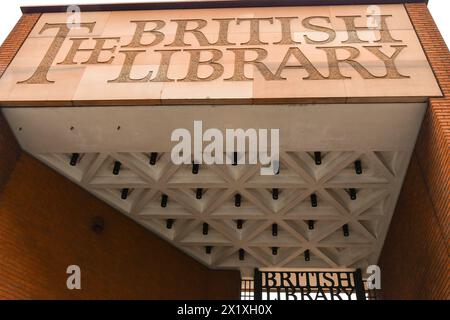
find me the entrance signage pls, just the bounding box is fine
[0,5,441,105]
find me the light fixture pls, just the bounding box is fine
[70,153,79,166]
[202,223,209,235]
[121,188,129,200]
[192,162,199,174]
[113,161,121,175]
[310,194,318,207]
[354,160,362,175]
[166,219,174,229]
[272,223,278,236]
[149,152,158,165]
[349,188,357,200]
[343,224,350,237]
[314,152,322,165]
[161,194,168,207]
[304,249,310,261]
[235,194,241,207]
[272,188,279,200]
[272,247,278,255]
[196,188,203,199]
[239,249,245,261]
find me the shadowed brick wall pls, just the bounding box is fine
[0,14,40,190]
[378,3,449,300]
[0,112,20,192]
[0,154,240,299]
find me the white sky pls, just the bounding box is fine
[0,0,449,46]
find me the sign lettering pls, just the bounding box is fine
[20,15,408,84]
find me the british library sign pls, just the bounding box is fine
[0,4,441,105]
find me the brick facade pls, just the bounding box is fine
[0,14,40,190]
[378,3,449,300]
[0,113,20,192]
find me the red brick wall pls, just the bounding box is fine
[0,154,240,299]
[378,3,449,300]
[0,14,240,300]
[0,14,40,190]
[0,113,20,192]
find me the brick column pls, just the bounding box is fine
[378,3,449,300]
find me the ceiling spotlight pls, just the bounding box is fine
[166,219,174,229]
[343,224,350,237]
[196,188,203,199]
[237,219,244,229]
[239,249,245,261]
[310,194,318,207]
[354,160,362,175]
[149,152,158,165]
[202,223,209,235]
[113,161,121,175]
[121,188,129,200]
[314,152,322,165]
[161,194,168,207]
[205,246,212,254]
[192,162,199,174]
[349,188,357,200]
[235,194,241,207]
[308,220,315,230]
[272,188,279,200]
[70,153,79,166]
[272,247,278,255]
[272,223,278,237]
[304,249,310,261]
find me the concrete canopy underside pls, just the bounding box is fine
[2,102,425,271]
